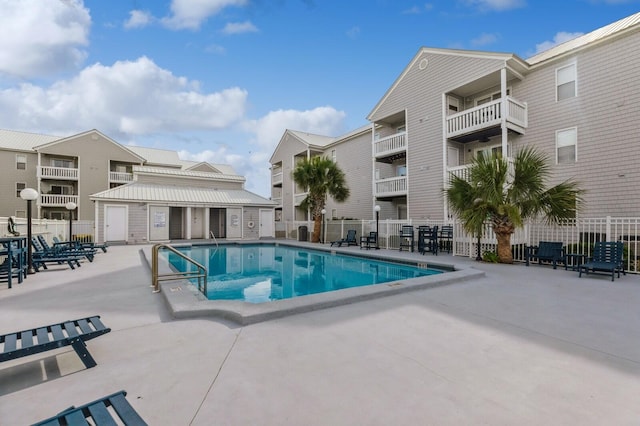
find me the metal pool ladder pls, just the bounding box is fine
[151,243,207,294]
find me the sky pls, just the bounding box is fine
[1,0,639,198]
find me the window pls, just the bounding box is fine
[331,208,337,219]
[475,144,510,159]
[51,158,74,168]
[16,154,26,170]
[331,149,336,162]
[49,212,65,220]
[556,127,577,164]
[16,182,26,197]
[50,185,73,195]
[396,125,406,133]
[475,88,511,106]
[396,165,407,177]
[556,64,576,101]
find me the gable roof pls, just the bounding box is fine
[34,129,147,162]
[527,11,640,65]
[126,145,182,167]
[133,165,245,183]
[0,128,60,152]
[367,47,526,120]
[90,182,274,206]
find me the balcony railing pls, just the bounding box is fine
[374,132,407,158]
[294,192,308,206]
[40,194,79,207]
[109,171,134,183]
[446,97,527,139]
[375,176,407,197]
[446,157,514,186]
[38,166,78,180]
[272,171,283,185]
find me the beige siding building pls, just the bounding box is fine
[271,11,640,221]
[1,128,275,243]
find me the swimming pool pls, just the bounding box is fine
[165,244,444,303]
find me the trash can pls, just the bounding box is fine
[298,225,308,241]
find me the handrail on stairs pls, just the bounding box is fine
[151,243,207,294]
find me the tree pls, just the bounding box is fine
[445,147,583,263]
[292,156,350,243]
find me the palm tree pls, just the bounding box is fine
[292,156,350,243]
[446,147,583,263]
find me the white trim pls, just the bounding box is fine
[556,62,577,102]
[555,127,578,164]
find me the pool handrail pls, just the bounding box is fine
[151,243,207,295]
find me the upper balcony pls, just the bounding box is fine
[446,157,514,187]
[38,166,78,181]
[40,194,79,207]
[109,171,134,184]
[374,176,407,199]
[446,97,527,142]
[272,170,283,187]
[374,132,407,162]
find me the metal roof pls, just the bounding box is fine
[527,11,640,65]
[0,129,60,152]
[133,165,245,182]
[90,182,275,206]
[126,145,182,166]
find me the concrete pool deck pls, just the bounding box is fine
[1,243,639,424]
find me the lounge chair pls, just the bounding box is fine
[32,390,147,426]
[331,229,357,247]
[31,237,83,271]
[53,236,108,253]
[578,241,625,281]
[360,231,378,250]
[1,316,111,369]
[525,241,565,269]
[39,235,96,262]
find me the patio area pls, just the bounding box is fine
[1,244,639,424]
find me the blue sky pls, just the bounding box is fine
[1,0,639,197]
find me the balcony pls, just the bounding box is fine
[446,157,514,186]
[272,171,283,186]
[374,132,407,162]
[374,176,407,198]
[40,194,79,207]
[294,192,308,206]
[446,97,527,142]
[38,166,78,180]
[109,171,134,184]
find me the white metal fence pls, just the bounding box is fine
[276,216,640,273]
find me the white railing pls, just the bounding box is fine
[38,166,78,180]
[272,197,282,206]
[272,171,283,185]
[40,194,79,206]
[446,96,527,138]
[109,171,134,183]
[446,158,514,187]
[294,192,308,206]
[274,216,640,274]
[374,132,407,157]
[375,176,407,197]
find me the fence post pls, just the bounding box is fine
[606,216,612,241]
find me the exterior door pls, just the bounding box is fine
[149,205,169,241]
[259,209,274,238]
[105,205,127,242]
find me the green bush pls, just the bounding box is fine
[482,250,499,263]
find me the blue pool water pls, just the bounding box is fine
[165,244,444,303]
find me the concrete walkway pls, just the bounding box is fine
[0,244,639,425]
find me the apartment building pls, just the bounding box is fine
[270,126,373,222]
[1,128,275,243]
[271,12,640,221]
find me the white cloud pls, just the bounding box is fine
[124,10,153,29]
[471,32,499,46]
[205,44,227,54]
[402,3,434,14]
[244,106,346,150]
[0,57,248,137]
[221,21,258,35]
[0,0,90,79]
[463,0,526,11]
[534,31,584,54]
[162,0,248,30]
[346,26,361,39]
